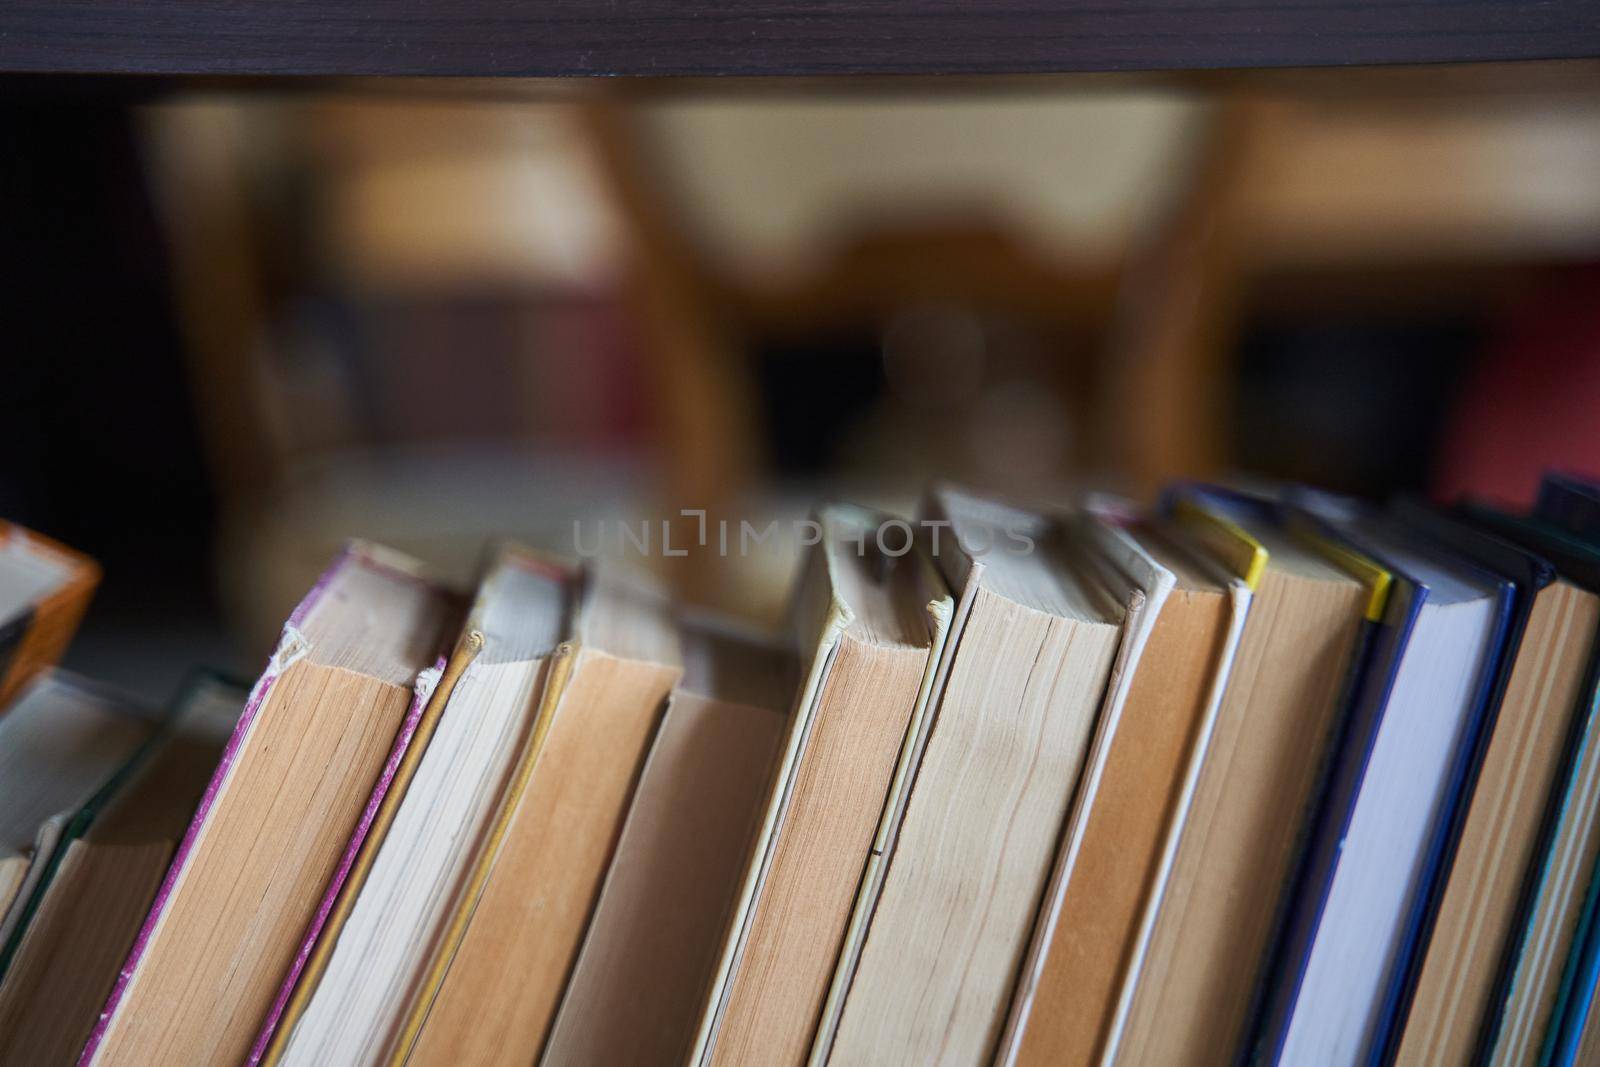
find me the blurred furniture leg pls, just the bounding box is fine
[1099,101,1263,498]
[580,99,762,605]
[142,102,294,651]
[141,102,286,498]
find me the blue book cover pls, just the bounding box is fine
[1371,501,1554,1065]
[1246,493,1514,1066]
[1161,486,1391,1067]
[1246,548,1417,1065]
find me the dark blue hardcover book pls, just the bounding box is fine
[1246,548,1418,1066]
[1160,486,1389,1067]
[1246,493,1513,1066]
[1372,502,1554,1066]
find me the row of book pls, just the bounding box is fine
[3,475,1600,1066]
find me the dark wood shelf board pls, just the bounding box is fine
[2,1,1598,78]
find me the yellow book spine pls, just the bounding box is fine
[1169,498,1268,590]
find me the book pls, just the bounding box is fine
[0,672,157,951]
[1248,498,1511,1064]
[82,542,457,1067]
[1534,475,1600,1067]
[691,505,950,1067]
[251,630,475,1065]
[1107,487,1375,1066]
[264,546,568,1067]
[259,550,560,1067]
[544,616,795,1066]
[1385,506,1600,1066]
[1457,507,1600,1066]
[1094,514,1256,1067]
[0,674,246,1064]
[822,488,1125,1065]
[1364,503,1570,1060]
[11,471,1600,1066]
[393,561,682,1066]
[998,512,1249,1067]
[1536,472,1600,542]
[0,522,100,711]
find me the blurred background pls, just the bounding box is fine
[6,64,1600,698]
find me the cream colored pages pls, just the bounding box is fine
[810,539,959,1067]
[704,508,945,1067]
[399,567,682,1066]
[85,545,453,1067]
[995,514,1170,1066]
[810,495,1003,1066]
[826,490,1123,1067]
[277,551,569,1067]
[402,649,680,1065]
[542,621,792,1067]
[0,673,153,946]
[687,538,852,1066]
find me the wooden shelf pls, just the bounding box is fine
[2,1,1598,79]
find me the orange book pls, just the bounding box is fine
[999,517,1246,1067]
[1106,489,1377,1066]
[0,522,100,711]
